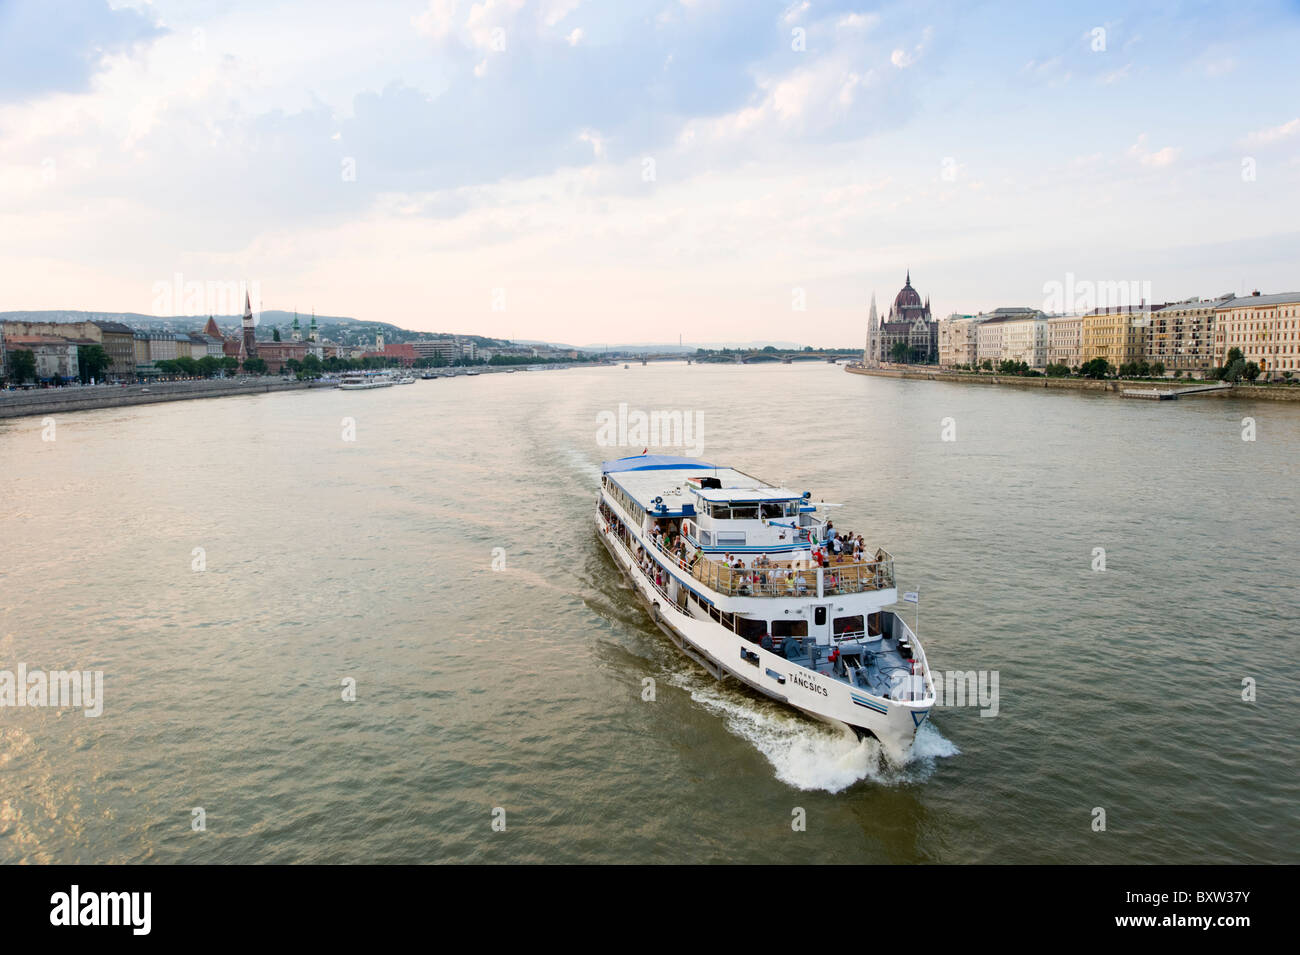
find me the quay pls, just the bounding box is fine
[845,364,1300,403]
[0,378,330,420]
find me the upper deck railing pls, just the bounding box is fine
[650,537,894,598]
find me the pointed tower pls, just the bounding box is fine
[291,311,302,342]
[308,310,318,343]
[376,329,385,350]
[242,289,258,358]
[865,292,879,367]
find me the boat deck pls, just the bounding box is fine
[780,630,919,697]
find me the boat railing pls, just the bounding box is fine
[685,551,895,598]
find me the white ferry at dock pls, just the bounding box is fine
[597,454,935,760]
[338,371,396,390]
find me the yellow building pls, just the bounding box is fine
[1080,306,1149,367]
[1213,291,1300,379]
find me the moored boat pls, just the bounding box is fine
[338,372,396,390]
[596,454,935,760]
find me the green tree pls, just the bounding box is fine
[242,357,268,375]
[175,356,199,377]
[1079,357,1111,379]
[198,355,220,378]
[1243,362,1260,382]
[1045,363,1070,377]
[8,349,37,383]
[220,356,240,375]
[890,341,909,363]
[273,327,281,341]
[76,344,113,383]
[1150,361,1165,377]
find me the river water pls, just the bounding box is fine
[1,362,1296,863]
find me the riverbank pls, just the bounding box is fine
[0,378,331,420]
[844,364,1300,402]
[0,361,600,420]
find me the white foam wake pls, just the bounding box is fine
[681,676,960,793]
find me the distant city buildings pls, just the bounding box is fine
[909,284,1300,379]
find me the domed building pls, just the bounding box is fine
[864,271,937,366]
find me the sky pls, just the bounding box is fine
[1,0,1298,346]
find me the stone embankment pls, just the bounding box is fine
[844,364,1300,402]
[0,378,330,420]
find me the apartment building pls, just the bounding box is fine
[1212,291,1300,379]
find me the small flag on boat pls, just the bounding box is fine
[903,591,919,603]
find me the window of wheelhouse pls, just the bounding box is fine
[772,620,807,639]
[730,504,759,520]
[735,616,768,641]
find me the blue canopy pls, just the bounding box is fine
[601,454,719,473]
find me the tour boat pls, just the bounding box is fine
[395,374,416,384]
[596,454,935,760]
[338,372,395,390]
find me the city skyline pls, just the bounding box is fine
[2,0,1299,345]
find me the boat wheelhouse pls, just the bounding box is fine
[596,454,935,759]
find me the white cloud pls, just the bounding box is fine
[566,28,584,46]
[1242,118,1300,148]
[1127,134,1179,168]
[837,13,879,32]
[412,0,459,41]
[782,2,810,25]
[890,27,931,70]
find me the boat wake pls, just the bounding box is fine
[679,675,959,793]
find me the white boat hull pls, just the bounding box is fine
[597,516,932,761]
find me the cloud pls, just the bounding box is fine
[566,27,585,46]
[412,0,459,41]
[1242,118,1300,148]
[890,27,931,70]
[1127,133,1180,168]
[0,0,165,101]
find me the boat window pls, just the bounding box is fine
[716,532,745,546]
[736,617,768,640]
[730,504,759,520]
[783,502,800,517]
[711,505,731,520]
[699,530,712,545]
[834,614,864,637]
[760,503,783,519]
[772,620,808,638]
